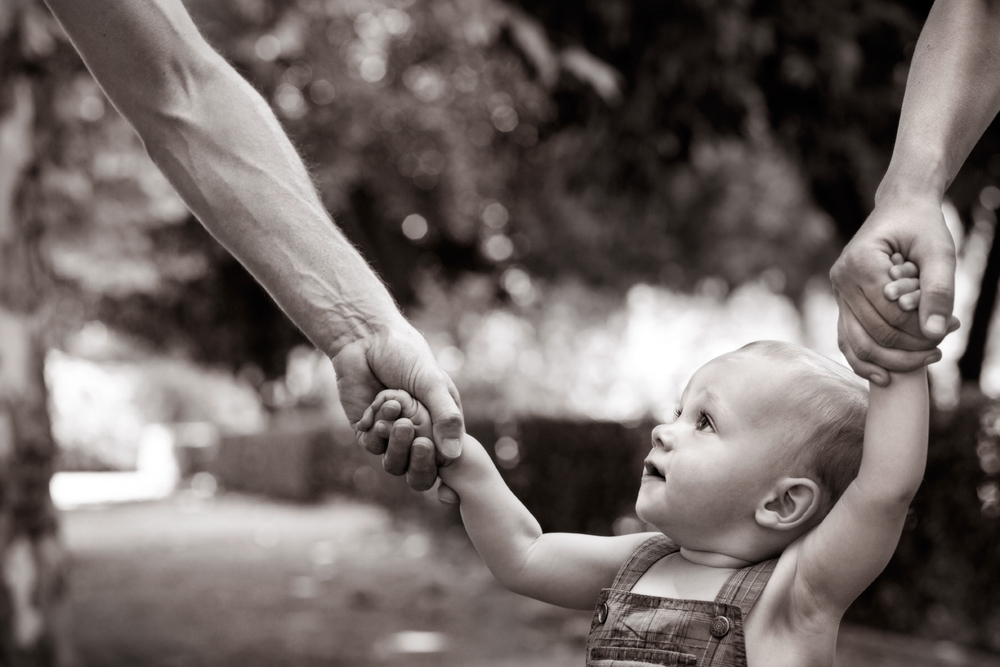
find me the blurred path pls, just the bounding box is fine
[62,494,1000,667]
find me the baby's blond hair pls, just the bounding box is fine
[739,341,869,510]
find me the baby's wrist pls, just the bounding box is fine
[437,434,491,487]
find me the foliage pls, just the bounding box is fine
[27,0,1000,375]
[183,0,838,310]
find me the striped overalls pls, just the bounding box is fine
[586,535,776,667]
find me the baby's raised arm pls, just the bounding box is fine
[791,257,929,618]
[358,389,654,610]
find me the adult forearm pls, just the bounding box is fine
[45,0,404,357]
[137,63,403,356]
[879,0,1000,201]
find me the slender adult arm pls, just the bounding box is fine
[364,390,651,610]
[792,368,928,616]
[831,0,1000,383]
[43,0,463,475]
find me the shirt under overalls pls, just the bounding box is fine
[586,535,776,667]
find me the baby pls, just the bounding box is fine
[355,255,930,666]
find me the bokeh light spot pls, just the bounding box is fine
[283,62,313,87]
[981,185,1000,211]
[255,35,281,61]
[401,214,429,241]
[381,9,412,36]
[79,95,105,122]
[491,105,518,133]
[354,12,385,41]
[482,202,509,228]
[494,436,520,468]
[309,79,336,105]
[360,55,387,82]
[483,235,514,262]
[275,83,306,119]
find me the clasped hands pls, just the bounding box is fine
[831,191,959,385]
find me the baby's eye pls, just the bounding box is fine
[696,411,714,432]
[672,406,682,421]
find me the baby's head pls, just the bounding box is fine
[636,340,868,561]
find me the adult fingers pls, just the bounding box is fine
[838,312,889,386]
[836,288,935,353]
[405,437,438,492]
[357,428,388,455]
[912,237,957,340]
[437,482,460,504]
[382,419,414,476]
[841,303,941,372]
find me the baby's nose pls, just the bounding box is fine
[651,424,674,451]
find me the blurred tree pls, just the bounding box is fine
[0,2,70,662]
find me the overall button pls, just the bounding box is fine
[710,615,730,638]
[596,602,609,624]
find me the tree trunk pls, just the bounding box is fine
[959,218,1000,383]
[0,4,72,665]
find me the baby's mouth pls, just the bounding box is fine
[643,461,664,479]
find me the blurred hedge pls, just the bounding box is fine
[846,389,1000,651]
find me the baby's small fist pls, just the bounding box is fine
[884,253,921,312]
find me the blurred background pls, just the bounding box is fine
[5,0,1000,664]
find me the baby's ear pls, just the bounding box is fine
[755,477,822,531]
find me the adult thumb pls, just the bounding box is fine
[417,381,465,462]
[914,243,956,341]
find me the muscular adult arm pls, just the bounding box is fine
[831,0,1000,383]
[43,0,463,477]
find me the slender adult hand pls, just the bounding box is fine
[333,320,463,491]
[830,193,958,385]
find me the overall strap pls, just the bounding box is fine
[609,534,679,592]
[714,558,778,615]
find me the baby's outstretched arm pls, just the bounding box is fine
[791,258,930,619]
[358,389,654,610]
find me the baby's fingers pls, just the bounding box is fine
[888,261,919,281]
[884,278,920,301]
[372,399,402,439]
[898,289,921,312]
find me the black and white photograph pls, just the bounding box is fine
[1,0,1000,665]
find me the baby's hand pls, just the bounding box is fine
[356,389,434,478]
[883,252,921,313]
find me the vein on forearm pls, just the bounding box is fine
[137,69,401,356]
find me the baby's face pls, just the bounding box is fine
[635,349,802,549]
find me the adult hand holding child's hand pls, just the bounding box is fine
[333,321,463,493]
[356,388,460,503]
[830,192,958,386]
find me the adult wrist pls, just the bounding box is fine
[326,309,414,356]
[874,147,949,207]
